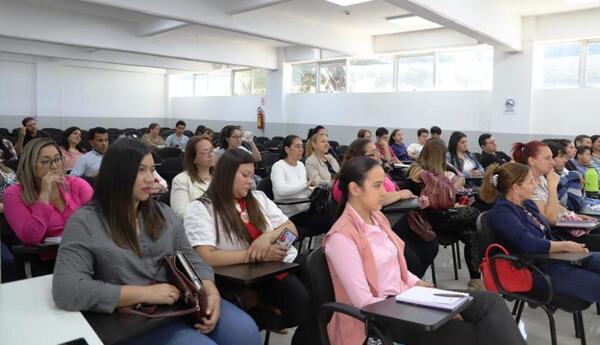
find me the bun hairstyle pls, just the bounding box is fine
[479,162,531,204]
[512,141,547,165]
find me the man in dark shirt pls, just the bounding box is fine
[15,117,48,155]
[478,133,511,168]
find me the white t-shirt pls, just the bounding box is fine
[462,158,476,173]
[184,190,297,263]
[270,160,311,217]
[407,143,423,158]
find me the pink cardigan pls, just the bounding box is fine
[323,204,418,345]
[3,176,93,245]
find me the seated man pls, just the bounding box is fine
[574,134,592,148]
[15,117,48,156]
[70,127,108,178]
[165,120,189,150]
[478,133,511,168]
[430,125,442,140]
[406,128,428,160]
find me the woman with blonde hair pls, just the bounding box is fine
[305,132,339,187]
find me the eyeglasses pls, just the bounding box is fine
[38,156,63,168]
[198,150,215,156]
[230,135,243,140]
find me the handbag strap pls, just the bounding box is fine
[484,243,509,259]
[118,303,201,319]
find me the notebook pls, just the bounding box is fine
[395,286,471,311]
[555,220,600,229]
[43,236,62,245]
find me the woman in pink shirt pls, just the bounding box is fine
[4,138,93,248]
[59,127,86,170]
[324,157,525,345]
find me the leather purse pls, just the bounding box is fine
[480,244,533,293]
[119,251,208,323]
[407,210,436,242]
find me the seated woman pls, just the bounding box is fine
[307,125,339,162]
[170,136,215,219]
[573,145,593,176]
[0,161,18,282]
[357,128,372,140]
[271,135,332,239]
[52,138,259,345]
[447,131,484,179]
[141,123,166,153]
[216,126,261,162]
[406,139,483,289]
[59,126,86,170]
[0,136,17,163]
[184,149,319,345]
[4,138,93,246]
[483,162,600,302]
[512,141,600,250]
[324,156,525,345]
[331,139,437,278]
[305,132,340,188]
[389,129,410,161]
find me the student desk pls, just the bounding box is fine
[361,295,473,331]
[0,275,103,345]
[214,261,299,285]
[382,197,420,213]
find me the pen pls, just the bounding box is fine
[433,293,467,298]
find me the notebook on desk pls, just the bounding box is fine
[555,220,600,229]
[395,286,471,311]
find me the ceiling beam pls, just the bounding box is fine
[137,18,189,37]
[223,0,292,15]
[384,0,522,52]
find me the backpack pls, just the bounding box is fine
[420,170,456,210]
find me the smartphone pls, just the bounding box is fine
[175,251,204,291]
[275,228,297,249]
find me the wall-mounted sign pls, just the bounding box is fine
[503,98,516,115]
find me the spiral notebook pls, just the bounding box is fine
[395,286,471,311]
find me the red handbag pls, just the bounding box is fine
[480,244,533,293]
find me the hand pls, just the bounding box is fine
[39,171,64,201]
[151,181,167,194]
[245,233,274,263]
[577,214,597,222]
[561,241,588,253]
[194,294,221,333]
[380,139,389,148]
[263,244,287,262]
[307,175,319,188]
[546,170,560,189]
[452,313,464,321]
[453,176,465,189]
[398,189,415,199]
[143,283,180,305]
[419,195,430,209]
[19,127,27,137]
[415,280,434,288]
[469,169,482,177]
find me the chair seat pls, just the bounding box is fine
[523,289,591,313]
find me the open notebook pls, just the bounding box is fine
[555,220,600,229]
[395,286,471,311]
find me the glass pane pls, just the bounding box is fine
[319,61,346,93]
[586,42,600,87]
[252,69,267,95]
[292,63,317,93]
[538,43,581,88]
[348,57,394,92]
[436,49,493,90]
[397,55,434,91]
[208,69,231,96]
[233,69,252,96]
[194,74,208,96]
[168,74,193,97]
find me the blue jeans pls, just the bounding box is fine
[123,299,261,345]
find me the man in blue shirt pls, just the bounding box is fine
[165,120,189,150]
[70,127,109,178]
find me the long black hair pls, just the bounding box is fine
[60,127,85,153]
[335,156,380,219]
[94,138,165,256]
[447,131,467,172]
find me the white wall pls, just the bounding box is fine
[0,58,36,117]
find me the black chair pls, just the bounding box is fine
[477,211,591,345]
[157,189,171,206]
[263,140,281,151]
[473,152,482,163]
[0,127,10,137]
[257,176,274,200]
[160,129,176,139]
[183,130,194,138]
[429,234,462,286]
[255,136,269,145]
[306,247,394,345]
[156,157,183,188]
[328,140,339,150]
[271,136,284,142]
[156,147,182,160]
[336,145,349,157]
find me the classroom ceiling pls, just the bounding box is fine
[499,0,600,17]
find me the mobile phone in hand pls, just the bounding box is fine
[275,228,297,249]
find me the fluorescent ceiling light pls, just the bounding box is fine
[325,0,373,6]
[386,14,442,30]
[565,0,600,4]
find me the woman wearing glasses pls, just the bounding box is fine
[171,136,215,219]
[4,138,93,247]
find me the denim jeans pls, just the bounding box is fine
[123,299,261,345]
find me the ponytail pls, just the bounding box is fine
[479,163,502,203]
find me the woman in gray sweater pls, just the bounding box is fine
[52,138,260,345]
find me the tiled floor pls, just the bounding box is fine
[264,243,599,345]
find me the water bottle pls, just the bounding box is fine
[584,167,599,193]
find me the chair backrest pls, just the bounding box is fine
[328,140,339,150]
[156,147,182,160]
[336,145,349,157]
[306,247,336,322]
[476,211,497,259]
[474,152,482,163]
[257,176,274,200]
[157,189,171,206]
[255,136,269,144]
[259,152,280,169]
[263,140,281,149]
[271,136,284,142]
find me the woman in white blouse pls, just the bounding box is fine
[170,136,215,219]
[184,149,319,345]
[271,135,332,238]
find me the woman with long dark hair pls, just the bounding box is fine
[447,131,483,178]
[60,126,86,170]
[52,138,260,345]
[184,149,320,345]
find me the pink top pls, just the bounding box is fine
[60,148,84,170]
[3,175,93,245]
[332,175,398,202]
[376,143,396,160]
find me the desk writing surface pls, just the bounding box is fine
[0,275,102,345]
[361,296,473,331]
[519,252,591,265]
[214,261,299,285]
[382,198,420,213]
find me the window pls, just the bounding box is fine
[233,69,252,96]
[194,74,208,96]
[252,69,267,95]
[537,42,581,89]
[348,57,394,92]
[292,63,317,93]
[586,42,600,87]
[207,69,231,96]
[319,61,347,93]
[169,74,194,97]
[397,55,434,91]
[436,49,493,90]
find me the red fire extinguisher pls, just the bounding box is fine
[256,106,265,129]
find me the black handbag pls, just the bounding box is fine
[309,186,330,214]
